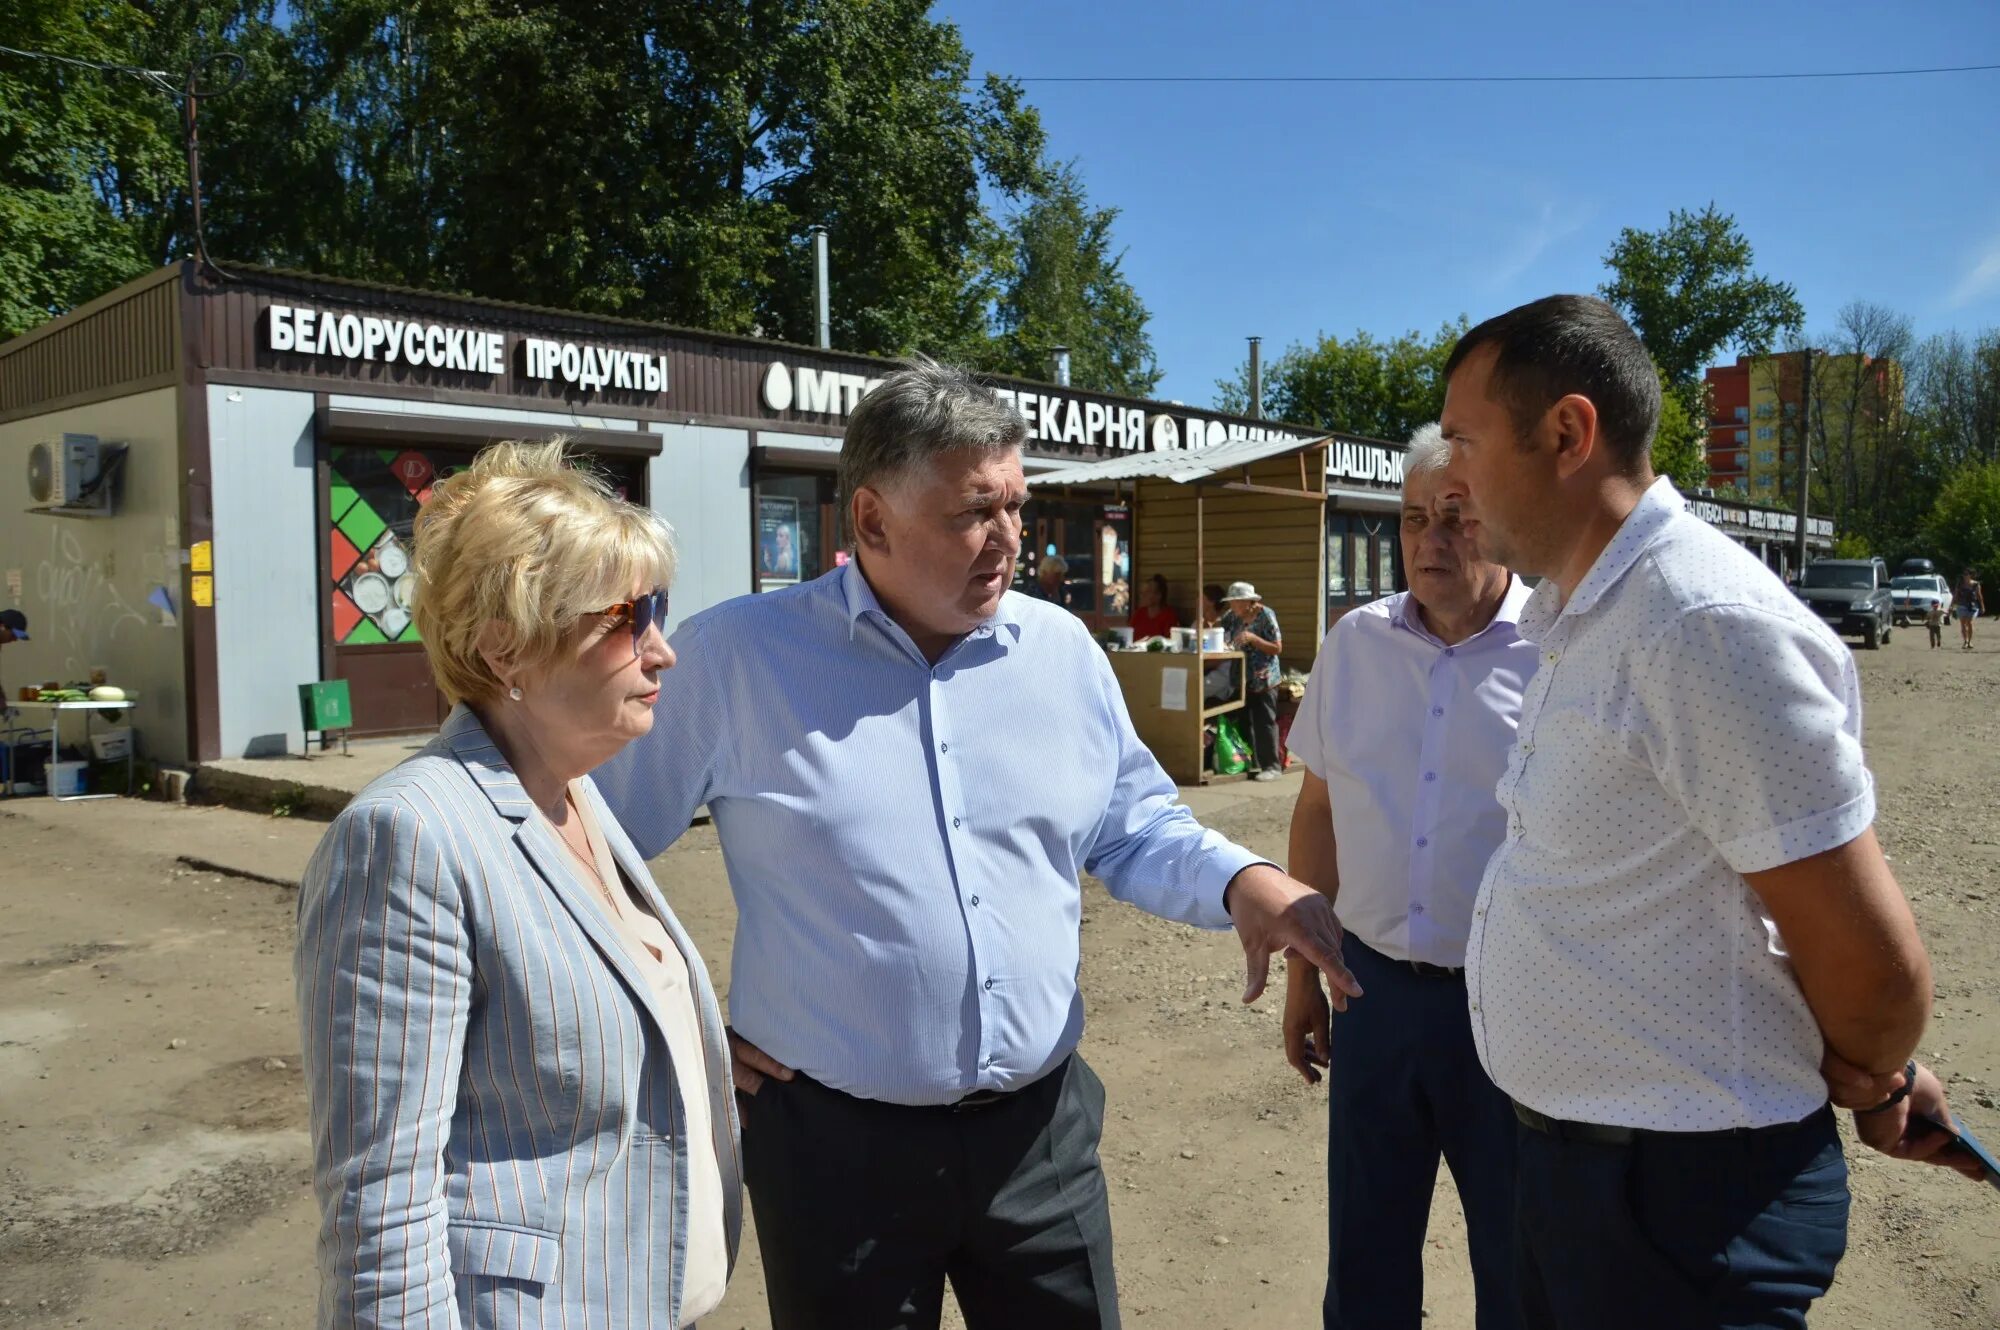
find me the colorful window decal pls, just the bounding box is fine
[328,446,454,645]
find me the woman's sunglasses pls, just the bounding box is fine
[591,587,670,654]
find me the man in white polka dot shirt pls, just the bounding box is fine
[1437,294,1971,1330]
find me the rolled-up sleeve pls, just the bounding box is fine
[1080,645,1268,929]
[296,797,471,1330]
[1632,604,1876,875]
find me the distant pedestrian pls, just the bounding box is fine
[1926,599,1945,649]
[1024,552,1073,607]
[1954,569,1983,649]
[1220,582,1284,780]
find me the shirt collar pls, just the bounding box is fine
[837,556,1023,648]
[1519,476,1681,639]
[1394,575,1533,648]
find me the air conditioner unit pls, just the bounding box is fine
[26,433,124,517]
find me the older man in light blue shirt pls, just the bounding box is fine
[595,356,1354,1330]
[1283,425,1536,1330]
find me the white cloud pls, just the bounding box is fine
[1947,236,2000,310]
[1484,197,1593,293]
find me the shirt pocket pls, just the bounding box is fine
[448,1217,563,1286]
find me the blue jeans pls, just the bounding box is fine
[1514,1106,1848,1330]
[1324,937,1520,1330]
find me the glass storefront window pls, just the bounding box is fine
[328,445,457,645]
[1350,532,1372,596]
[1020,498,1131,620]
[756,472,831,591]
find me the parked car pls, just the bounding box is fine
[1890,574,1951,627]
[1795,557,1894,649]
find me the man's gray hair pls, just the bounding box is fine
[1402,422,1451,492]
[838,355,1028,503]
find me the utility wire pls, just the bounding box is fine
[1,42,245,282]
[0,41,180,96]
[1006,62,2000,85]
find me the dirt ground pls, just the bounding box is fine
[2,629,1997,1328]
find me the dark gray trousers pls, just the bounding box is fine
[740,1054,1120,1330]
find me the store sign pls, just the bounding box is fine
[761,361,882,416]
[1688,497,1834,539]
[264,303,669,397]
[757,358,1309,456]
[1327,440,1405,487]
[519,338,670,394]
[267,304,506,374]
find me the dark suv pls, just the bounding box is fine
[1796,558,1893,649]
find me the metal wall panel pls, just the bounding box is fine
[206,384,321,757]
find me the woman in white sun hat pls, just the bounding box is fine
[1220,581,1285,780]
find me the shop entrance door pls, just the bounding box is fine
[323,444,644,737]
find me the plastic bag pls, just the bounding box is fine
[1212,715,1249,775]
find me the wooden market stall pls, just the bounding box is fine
[1028,434,1331,783]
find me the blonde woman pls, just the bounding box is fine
[295,442,739,1329]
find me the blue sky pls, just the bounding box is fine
[936,0,2000,409]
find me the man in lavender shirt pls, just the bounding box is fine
[1283,424,1534,1330]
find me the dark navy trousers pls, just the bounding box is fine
[1513,1105,1848,1330]
[1323,936,1521,1330]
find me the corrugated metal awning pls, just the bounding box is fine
[1025,432,1329,487]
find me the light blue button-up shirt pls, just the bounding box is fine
[593,560,1265,1106]
[1289,582,1537,968]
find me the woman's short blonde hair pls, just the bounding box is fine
[411,439,676,705]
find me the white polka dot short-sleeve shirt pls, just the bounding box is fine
[1464,478,1876,1131]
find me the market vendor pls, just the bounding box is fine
[1220,582,1284,781]
[1128,574,1180,639]
[0,610,27,718]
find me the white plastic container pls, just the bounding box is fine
[50,761,89,797]
[90,727,132,761]
[1201,627,1226,652]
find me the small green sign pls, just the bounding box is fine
[299,679,353,732]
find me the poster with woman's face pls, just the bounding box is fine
[758,495,802,585]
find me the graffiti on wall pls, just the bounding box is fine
[32,525,152,677]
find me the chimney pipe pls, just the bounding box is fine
[810,226,831,350]
[1247,336,1263,419]
[1050,346,1072,387]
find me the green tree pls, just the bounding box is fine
[0,0,177,338]
[1921,459,2000,589]
[1601,204,1805,389]
[974,161,1158,396]
[2,0,1057,361]
[1213,318,1469,440]
[1652,376,1709,492]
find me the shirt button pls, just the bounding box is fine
[1431,706,1444,718]
[952,817,962,828]
[1423,771,1437,782]
[1521,743,1534,756]
[984,978,995,991]
[983,1056,994,1068]
[940,742,949,753]
[1411,904,1426,915]
[1470,1002,1481,1013]
[1415,836,1429,849]
[970,895,980,906]
[1444,648,1456,658]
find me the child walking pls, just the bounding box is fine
[1927,599,1945,649]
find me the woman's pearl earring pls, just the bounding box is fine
[508,686,523,702]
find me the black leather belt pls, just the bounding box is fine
[950,1087,1018,1113]
[1353,938,1462,979]
[1513,1100,1830,1144]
